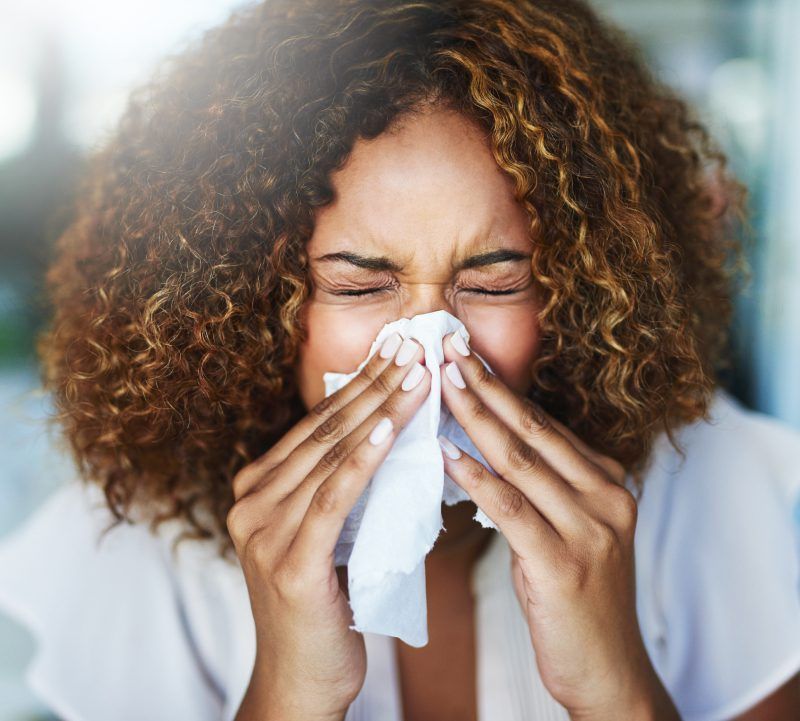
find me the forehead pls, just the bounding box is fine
[308,106,532,260]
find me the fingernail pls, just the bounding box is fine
[401,362,426,391]
[395,337,418,366]
[369,417,393,445]
[437,434,462,460]
[451,329,470,357]
[379,332,403,359]
[445,361,466,389]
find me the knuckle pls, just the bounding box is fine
[311,413,348,445]
[605,456,628,484]
[473,360,495,393]
[310,393,338,420]
[608,485,638,530]
[243,526,274,570]
[371,368,396,397]
[586,519,618,554]
[225,501,250,542]
[319,440,352,474]
[506,437,542,475]
[273,560,306,600]
[359,352,386,383]
[359,360,382,384]
[231,467,255,499]
[465,461,487,488]
[495,482,527,518]
[519,399,552,438]
[309,482,340,516]
[231,478,245,502]
[377,394,401,420]
[344,450,370,477]
[233,463,278,502]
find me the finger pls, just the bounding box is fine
[231,337,398,501]
[232,353,432,555]
[288,416,396,575]
[440,360,589,535]
[291,332,415,457]
[275,338,427,496]
[234,330,408,499]
[541,415,627,486]
[437,436,562,566]
[234,332,424,500]
[533,403,627,486]
[282,359,433,526]
[442,331,619,492]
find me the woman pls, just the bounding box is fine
[0,0,798,719]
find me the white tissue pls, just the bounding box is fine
[323,309,499,648]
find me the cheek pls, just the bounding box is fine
[294,300,541,411]
[295,302,387,411]
[462,307,540,395]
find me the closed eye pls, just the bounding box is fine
[331,287,391,297]
[462,287,519,296]
[332,286,519,297]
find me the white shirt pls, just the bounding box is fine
[0,387,799,721]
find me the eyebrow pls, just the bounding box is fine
[311,247,531,272]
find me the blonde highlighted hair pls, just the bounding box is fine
[39,0,751,560]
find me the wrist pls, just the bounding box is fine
[237,659,352,721]
[260,685,351,721]
[268,707,347,721]
[251,696,348,721]
[567,671,681,721]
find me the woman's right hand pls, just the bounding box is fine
[228,332,431,721]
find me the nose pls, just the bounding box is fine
[398,282,455,319]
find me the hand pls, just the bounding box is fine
[227,332,431,721]
[437,331,676,719]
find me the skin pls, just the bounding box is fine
[294,105,541,407]
[230,338,434,721]
[231,105,799,720]
[295,104,541,563]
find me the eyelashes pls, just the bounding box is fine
[332,286,519,298]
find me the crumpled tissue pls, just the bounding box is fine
[324,309,499,648]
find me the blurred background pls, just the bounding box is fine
[0,0,798,718]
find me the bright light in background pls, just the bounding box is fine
[0,0,248,158]
[708,57,771,160]
[64,88,136,151]
[0,68,37,159]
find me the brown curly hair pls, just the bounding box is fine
[38,0,751,562]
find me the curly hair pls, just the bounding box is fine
[38,0,751,562]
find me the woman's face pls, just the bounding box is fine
[295,106,542,411]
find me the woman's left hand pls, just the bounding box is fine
[437,331,679,721]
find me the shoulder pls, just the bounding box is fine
[653,387,800,499]
[0,479,249,721]
[634,388,800,721]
